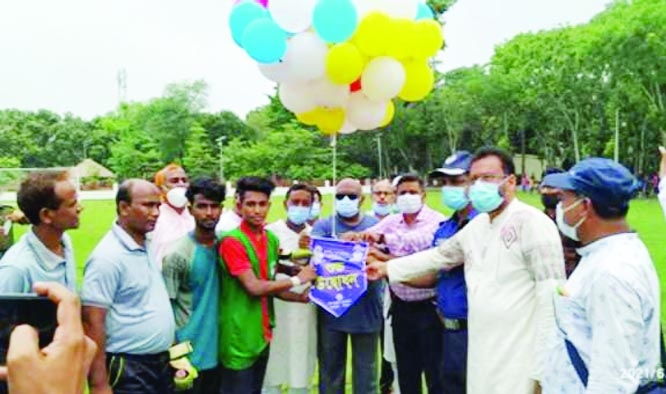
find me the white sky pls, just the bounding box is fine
[0,0,610,120]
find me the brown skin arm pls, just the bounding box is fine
[82,306,113,394]
[405,272,438,288]
[236,265,316,297]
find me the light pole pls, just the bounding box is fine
[375,134,383,179]
[216,136,227,182]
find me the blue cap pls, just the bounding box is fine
[541,158,638,206]
[430,151,473,177]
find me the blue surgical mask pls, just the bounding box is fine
[468,180,505,213]
[441,186,469,211]
[336,196,359,218]
[309,202,321,220]
[287,205,311,226]
[372,202,392,217]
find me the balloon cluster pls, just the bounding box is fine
[229,0,443,135]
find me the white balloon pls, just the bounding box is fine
[268,0,317,33]
[282,32,328,82]
[346,92,386,130]
[361,56,406,102]
[278,83,316,113]
[338,120,358,134]
[310,77,350,108]
[351,0,384,18]
[381,0,418,19]
[258,62,298,83]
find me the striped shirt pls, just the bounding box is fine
[367,205,446,301]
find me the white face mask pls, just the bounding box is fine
[396,193,423,214]
[166,187,188,209]
[555,200,585,241]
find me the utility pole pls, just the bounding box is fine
[217,136,227,182]
[614,109,620,162]
[375,134,383,179]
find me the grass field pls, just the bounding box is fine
[7,190,666,327]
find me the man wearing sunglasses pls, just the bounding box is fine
[311,178,382,394]
[367,147,565,394]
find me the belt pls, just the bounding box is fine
[436,308,467,331]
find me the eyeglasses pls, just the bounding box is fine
[335,193,359,200]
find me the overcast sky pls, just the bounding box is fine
[0,0,610,120]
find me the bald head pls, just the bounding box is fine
[116,179,159,210]
[336,178,362,195]
[371,179,395,205]
[116,179,162,238]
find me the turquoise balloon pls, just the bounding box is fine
[416,2,435,20]
[242,19,288,64]
[312,0,358,43]
[229,1,268,47]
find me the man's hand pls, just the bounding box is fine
[659,146,666,178]
[297,265,317,283]
[0,282,97,394]
[360,232,383,244]
[298,234,311,250]
[366,258,388,281]
[368,246,393,262]
[339,232,361,241]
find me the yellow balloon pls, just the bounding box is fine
[413,20,444,58]
[380,100,395,127]
[386,19,417,60]
[316,108,346,135]
[399,61,435,102]
[326,43,365,85]
[297,108,324,126]
[352,12,391,57]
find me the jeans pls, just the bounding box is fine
[219,347,270,394]
[441,329,468,394]
[392,298,444,394]
[318,324,379,394]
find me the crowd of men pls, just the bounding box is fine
[0,145,663,394]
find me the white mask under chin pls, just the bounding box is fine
[166,187,188,209]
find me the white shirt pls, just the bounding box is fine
[149,203,194,270]
[657,176,666,218]
[263,219,317,390]
[215,208,242,235]
[387,200,565,394]
[542,233,661,394]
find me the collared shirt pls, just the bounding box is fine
[311,214,383,333]
[163,232,219,371]
[386,200,565,394]
[81,223,175,355]
[0,229,76,293]
[659,177,666,220]
[216,209,242,236]
[219,220,273,343]
[542,233,661,394]
[433,210,477,320]
[368,205,446,301]
[149,203,194,270]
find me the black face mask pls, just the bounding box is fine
[541,194,559,210]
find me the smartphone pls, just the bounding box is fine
[0,295,57,365]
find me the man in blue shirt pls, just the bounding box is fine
[82,179,176,394]
[163,177,226,394]
[311,178,382,394]
[0,171,80,293]
[411,151,475,393]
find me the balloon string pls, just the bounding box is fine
[331,134,337,238]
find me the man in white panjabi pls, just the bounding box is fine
[263,184,317,394]
[367,147,565,394]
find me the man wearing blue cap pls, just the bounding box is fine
[540,158,662,393]
[419,151,476,393]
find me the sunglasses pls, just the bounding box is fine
[335,193,359,200]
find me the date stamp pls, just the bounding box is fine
[620,367,665,380]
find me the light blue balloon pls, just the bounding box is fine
[242,19,288,64]
[312,0,358,44]
[416,2,435,20]
[229,1,268,47]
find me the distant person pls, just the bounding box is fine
[151,164,194,269]
[163,178,226,394]
[367,179,396,221]
[263,184,318,394]
[0,171,81,293]
[83,179,175,394]
[217,177,316,394]
[540,158,661,393]
[659,146,666,219]
[307,186,323,226]
[216,184,242,235]
[0,207,28,260]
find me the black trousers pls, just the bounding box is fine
[392,298,444,394]
[183,367,221,394]
[106,351,174,394]
[219,346,270,394]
